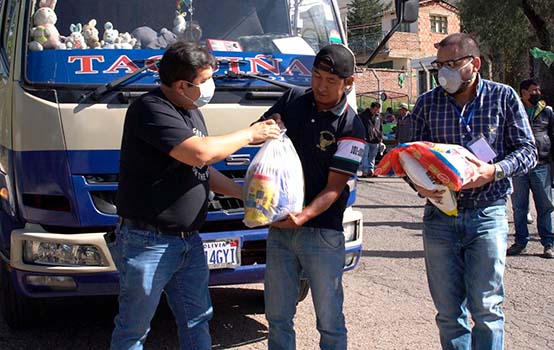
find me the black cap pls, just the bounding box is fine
[313,44,355,78]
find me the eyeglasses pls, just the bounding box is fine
[431,55,474,69]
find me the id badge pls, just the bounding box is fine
[467,134,497,162]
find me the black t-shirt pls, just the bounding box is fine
[262,88,365,231]
[116,87,210,231]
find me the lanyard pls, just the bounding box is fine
[451,83,484,135]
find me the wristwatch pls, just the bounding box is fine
[494,163,506,181]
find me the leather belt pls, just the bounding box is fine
[456,198,506,209]
[120,217,195,239]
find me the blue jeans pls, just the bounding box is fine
[511,163,554,247]
[108,224,212,350]
[422,204,507,350]
[265,227,346,350]
[361,142,380,173]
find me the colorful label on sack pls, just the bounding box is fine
[244,173,276,226]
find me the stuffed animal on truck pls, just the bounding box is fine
[66,23,88,49]
[82,19,101,49]
[28,0,65,51]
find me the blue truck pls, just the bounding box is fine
[0,0,368,328]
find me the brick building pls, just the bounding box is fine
[342,0,460,107]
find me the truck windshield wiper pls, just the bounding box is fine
[213,70,297,90]
[80,59,160,102]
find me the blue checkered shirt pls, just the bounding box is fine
[411,76,537,201]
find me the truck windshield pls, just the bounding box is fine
[25,0,343,87]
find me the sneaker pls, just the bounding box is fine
[527,212,534,224]
[543,245,554,259]
[506,243,526,256]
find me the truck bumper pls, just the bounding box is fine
[8,209,363,298]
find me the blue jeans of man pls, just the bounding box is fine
[108,224,212,350]
[511,163,554,247]
[264,226,346,350]
[422,203,507,350]
[360,142,380,173]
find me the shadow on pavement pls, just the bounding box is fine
[0,288,267,350]
[362,250,425,259]
[355,204,425,209]
[363,221,423,230]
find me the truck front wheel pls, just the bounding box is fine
[0,262,43,329]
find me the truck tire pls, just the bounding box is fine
[0,262,42,329]
[297,279,309,303]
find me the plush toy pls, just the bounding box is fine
[28,0,65,51]
[66,23,88,49]
[82,19,101,49]
[101,22,119,49]
[114,32,137,50]
[172,11,187,40]
[131,26,176,50]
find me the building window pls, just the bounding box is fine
[430,15,448,34]
[391,19,411,33]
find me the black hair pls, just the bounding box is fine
[436,33,480,58]
[370,102,381,108]
[158,41,217,86]
[519,78,539,93]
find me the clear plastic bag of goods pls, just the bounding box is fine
[243,133,304,227]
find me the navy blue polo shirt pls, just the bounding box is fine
[262,88,365,231]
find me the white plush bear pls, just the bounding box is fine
[101,22,119,49]
[28,0,66,51]
[83,19,101,49]
[114,32,137,50]
[172,11,187,40]
[66,23,88,49]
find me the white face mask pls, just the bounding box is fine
[182,78,215,108]
[437,59,474,95]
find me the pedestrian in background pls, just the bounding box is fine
[358,102,382,177]
[507,78,554,259]
[110,42,281,350]
[395,102,412,144]
[411,33,537,349]
[260,44,365,350]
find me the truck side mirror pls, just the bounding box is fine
[395,0,419,24]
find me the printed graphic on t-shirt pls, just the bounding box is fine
[192,127,209,181]
[316,131,336,151]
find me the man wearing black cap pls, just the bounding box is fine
[259,44,366,350]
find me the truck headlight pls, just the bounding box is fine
[343,221,358,242]
[23,240,104,266]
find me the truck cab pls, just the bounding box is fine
[0,0,363,328]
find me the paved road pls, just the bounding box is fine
[1,177,553,349]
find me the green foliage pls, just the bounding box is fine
[347,0,387,55]
[459,0,554,87]
[347,0,384,27]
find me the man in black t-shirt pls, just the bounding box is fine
[261,44,365,350]
[109,42,280,350]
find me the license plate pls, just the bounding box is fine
[203,238,241,269]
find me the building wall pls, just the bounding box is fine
[355,68,418,107]
[353,1,460,103]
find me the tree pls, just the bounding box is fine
[459,0,554,103]
[346,0,387,56]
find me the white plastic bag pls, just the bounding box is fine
[243,133,304,227]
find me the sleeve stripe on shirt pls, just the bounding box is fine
[330,167,356,176]
[334,138,365,164]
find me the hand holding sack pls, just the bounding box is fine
[243,133,304,227]
[374,142,479,216]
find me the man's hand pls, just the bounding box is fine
[265,113,285,130]
[413,184,446,203]
[270,212,304,229]
[461,157,496,189]
[248,119,282,144]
